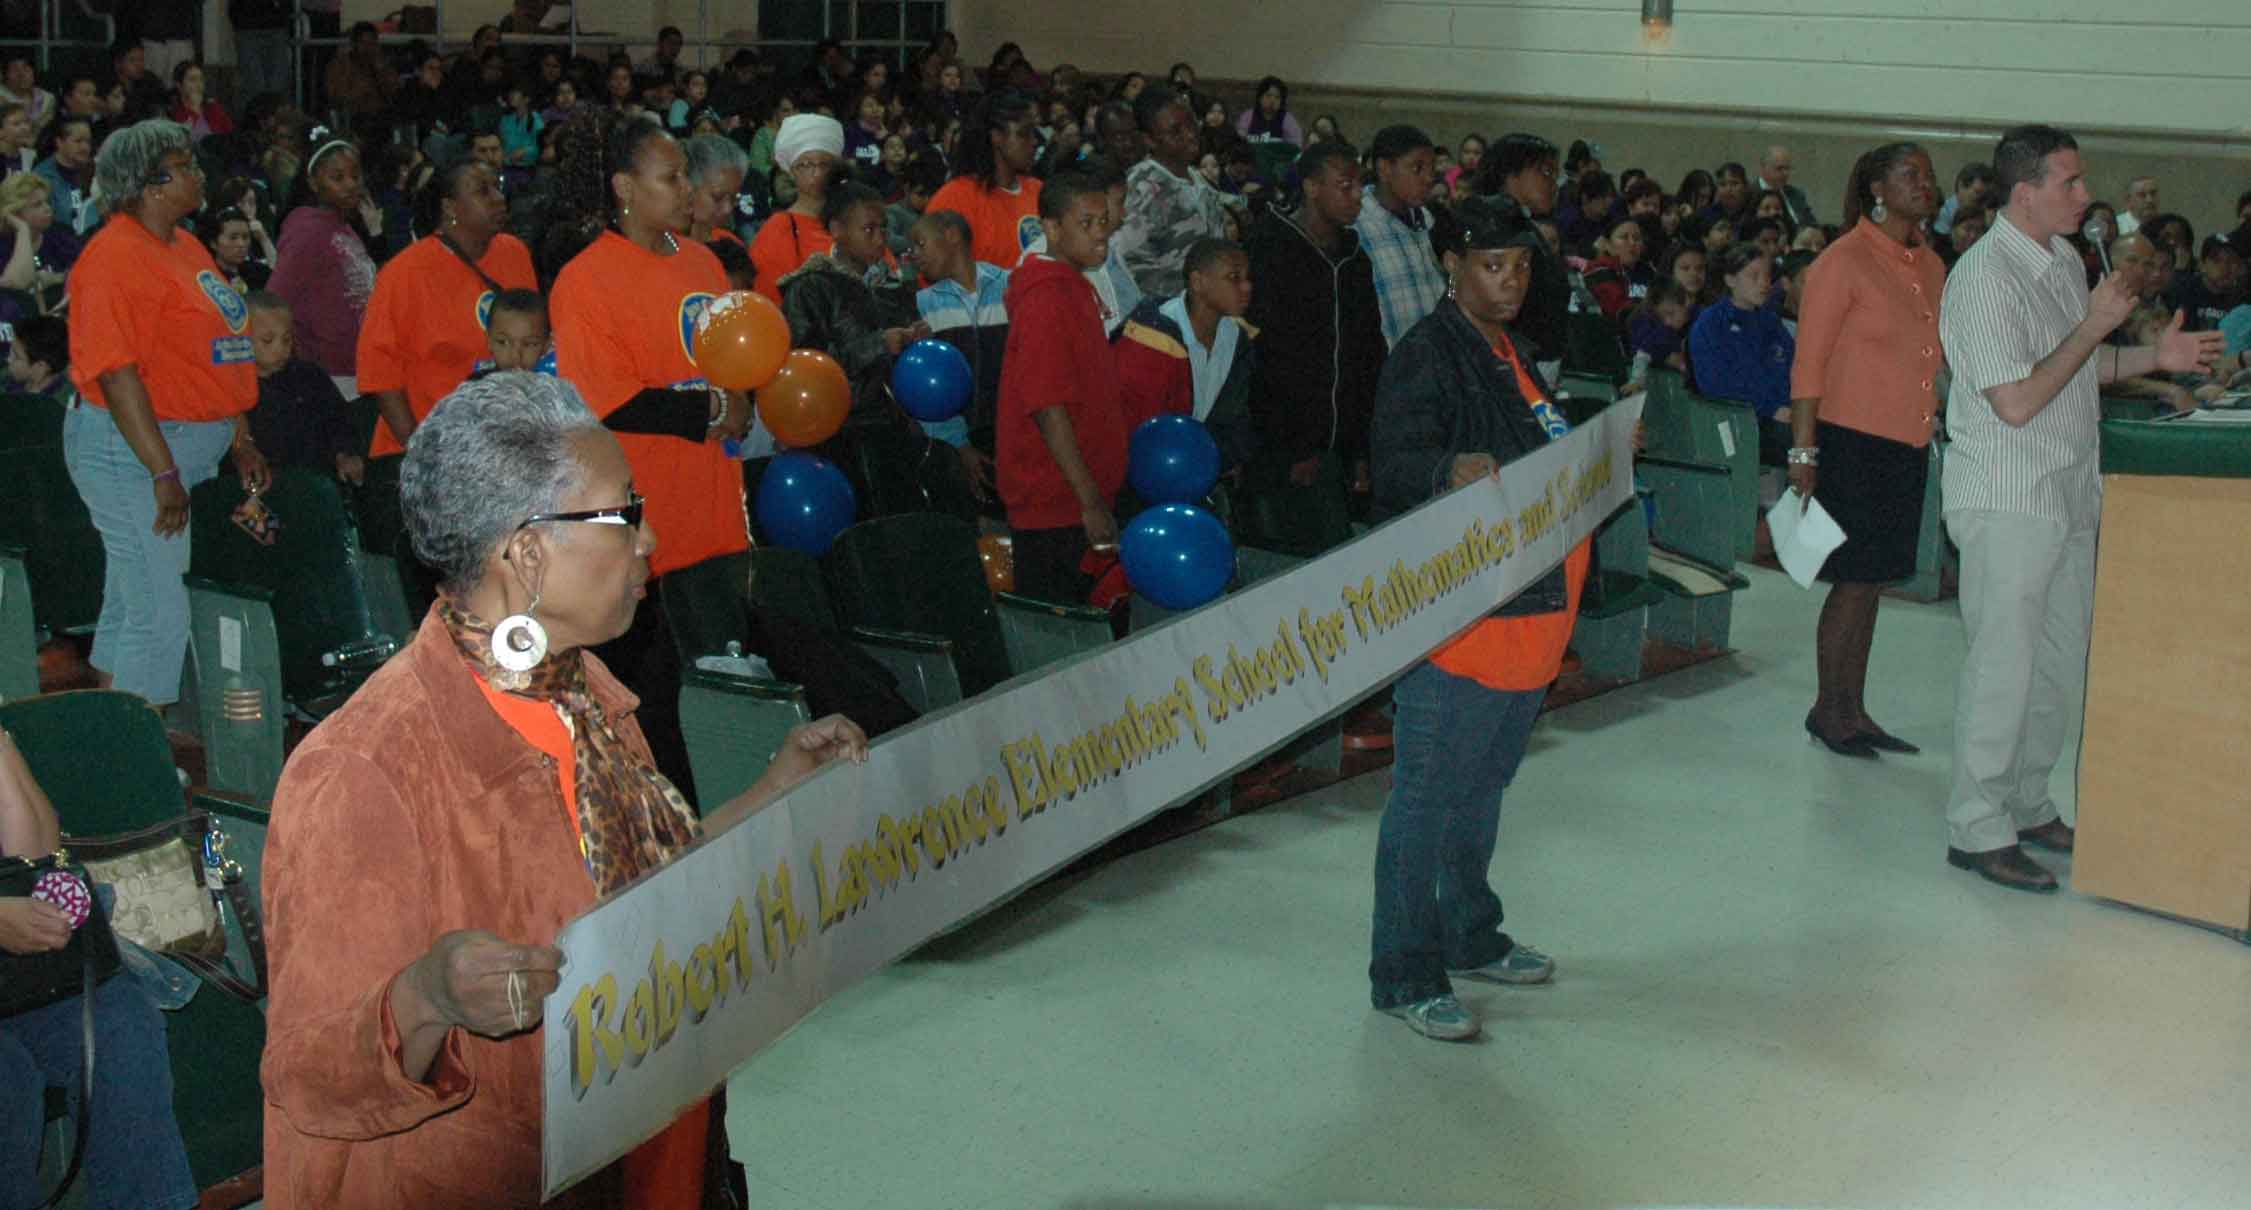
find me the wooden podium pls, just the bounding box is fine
[2073,418,2251,937]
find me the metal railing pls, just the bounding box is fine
[0,0,115,71]
[283,0,946,111]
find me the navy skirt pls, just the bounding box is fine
[1814,421,1928,584]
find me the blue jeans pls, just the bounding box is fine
[0,975,197,1210]
[1369,660,1547,1009]
[62,407,235,707]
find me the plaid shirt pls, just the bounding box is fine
[1354,185,1447,347]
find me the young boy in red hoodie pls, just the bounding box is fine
[997,172,1131,602]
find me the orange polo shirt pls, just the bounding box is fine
[1430,334,1591,692]
[1789,220,1949,448]
[357,233,538,456]
[67,215,258,420]
[550,230,748,578]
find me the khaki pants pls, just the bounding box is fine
[1943,510,2096,852]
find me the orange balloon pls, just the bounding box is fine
[755,349,852,447]
[694,291,791,391]
[977,533,1015,594]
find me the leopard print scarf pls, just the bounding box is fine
[439,599,700,895]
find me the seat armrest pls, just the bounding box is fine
[846,625,954,654]
[1637,454,1731,476]
[183,574,277,605]
[192,788,271,828]
[995,591,1113,624]
[681,664,809,702]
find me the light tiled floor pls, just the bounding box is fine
[725,567,2251,1210]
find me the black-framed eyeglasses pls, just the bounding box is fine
[518,492,645,532]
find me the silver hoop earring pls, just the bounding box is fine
[491,589,548,674]
[1870,199,1889,223]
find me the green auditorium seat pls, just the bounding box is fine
[1633,451,1751,653]
[1574,494,1662,683]
[1639,367,1759,560]
[1890,438,1955,603]
[0,690,269,1194]
[348,454,431,641]
[0,544,35,701]
[1231,451,1355,592]
[848,423,982,523]
[0,394,105,640]
[676,664,811,808]
[184,470,407,801]
[2099,395,2166,422]
[658,552,812,807]
[824,512,1011,700]
[993,591,1115,676]
[1562,307,1630,388]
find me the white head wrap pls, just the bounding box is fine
[774,113,844,172]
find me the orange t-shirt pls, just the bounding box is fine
[356,233,538,456]
[67,215,258,421]
[926,175,1044,270]
[748,211,829,305]
[1430,334,1593,691]
[551,230,748,578]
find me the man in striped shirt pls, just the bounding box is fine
[1937,124,2222,893]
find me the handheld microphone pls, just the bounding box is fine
[2085,218,2113,275]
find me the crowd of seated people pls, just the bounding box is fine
[11,16,2251,1195]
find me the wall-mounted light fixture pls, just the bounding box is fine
[1642,0,1674,31]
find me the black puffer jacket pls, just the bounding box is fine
[1370,299,1571,617]
[778,251,920,430]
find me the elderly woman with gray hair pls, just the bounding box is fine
[62,118,268,709]
[259,371,866,1206]
[683,131,750,247]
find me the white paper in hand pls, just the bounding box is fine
[1767,489,1846,589]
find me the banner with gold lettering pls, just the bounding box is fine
[540,397,1642,1196]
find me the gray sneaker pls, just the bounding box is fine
[1450,944,1556,986]
[1383,993,1480,1041]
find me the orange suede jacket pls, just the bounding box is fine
[259,608,636,1207]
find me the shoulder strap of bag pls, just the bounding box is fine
[173,876,267,1002]
[30,938,95,1209]
[438,232,505,295]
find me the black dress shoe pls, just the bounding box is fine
[1804,712,1878,759]
[2017,819,2075,853]
[1855,724,1920,755]
[1947,844,2059,893]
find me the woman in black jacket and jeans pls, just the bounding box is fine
[1366,197,1592,1042]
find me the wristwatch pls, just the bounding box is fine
[1786,447,1818,467]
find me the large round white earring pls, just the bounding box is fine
[1870,199,1889,223]
[491,591,548,673]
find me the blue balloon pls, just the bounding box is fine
[1121,504,1234,610]
[755,452,857,555]
[891,339,974,421]
[1128,414,1221,504]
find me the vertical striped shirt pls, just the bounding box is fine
[1937,212,2103,529]
[1354,184,1447,348]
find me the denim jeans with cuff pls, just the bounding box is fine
[1369,660,1547,1009]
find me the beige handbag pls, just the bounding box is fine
[79,823,225,959]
